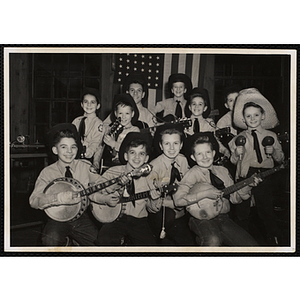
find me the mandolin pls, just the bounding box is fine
[186,160,288,220]
[90,183,178,223]
[43,164,152,222]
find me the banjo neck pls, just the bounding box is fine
[79,163,153,198]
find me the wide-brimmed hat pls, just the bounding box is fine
[123,73,148,102]
[185,87,211,118]
[168,73,192,96]
[118,131,153,165]
[47,123,83,160]
[110,93,139,125]
[153,122,185,155]
[81,87,101,105]
[233,88,279,129]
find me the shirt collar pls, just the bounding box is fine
[160,153,181,169]
[56,160,77,175]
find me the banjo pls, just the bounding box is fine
[90,183,178,223]
[186,160,288,220]
[43,164,152,222]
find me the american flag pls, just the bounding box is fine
[114,53,202,110]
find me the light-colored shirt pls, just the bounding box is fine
[228,126,285,178]
[98,164,154,218]
[29,159,103,209]
[152,98,187,118]
[72,113,104,159]
[216,111,238,136]
[185,115,230,156]
[147,153,189,218]
[173,165,249,219]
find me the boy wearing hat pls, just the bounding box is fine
[103,73,156,129]
[152,73,192,119]
[146,123,195,245]
[173,133,258,246]
[228,88,285,245]
[216,85,241,136]
[72,87,104,170]
[95,132,158,245]
[102,93,140,165]
[29,123,108,246]
[185,88,231,158]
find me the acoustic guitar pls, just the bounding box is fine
[186,160,288,220]
[43,164,152,222]
[91,183,178,223]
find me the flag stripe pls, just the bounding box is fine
[191,54,200,89]
[171,54,179,75]
[185,54,194,82]
[148,88,156,111]
[178,53,186,74]
[162,54,172,101]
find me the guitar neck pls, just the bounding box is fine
[121,190,151,203]
[223,164,284,196]
[79,177,122,197]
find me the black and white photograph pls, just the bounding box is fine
[3,46,296,254]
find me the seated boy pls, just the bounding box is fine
[147,123,195,245]
[72,87,104,170]
[94,132,159,245]
[101,93,140,165]
[29,123,107,246]
[173,133,259,246]
[152,73,192,119]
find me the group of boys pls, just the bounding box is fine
[29,72,285,247]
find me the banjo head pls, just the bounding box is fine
[44,177,88,222]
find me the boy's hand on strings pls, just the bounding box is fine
[104,191,120,207]
[235,146,244,157]
[57,191,80,205]
[202,186,223,201]
[119,173,130,186]
[249,175,263,187]
[103,134,116,148]
[265,145,274,156]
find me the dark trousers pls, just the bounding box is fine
[41,211,98,246]
[189,214,258,246]
[148,208,195,245]
[233,168,282,241]
[95,215,156,246]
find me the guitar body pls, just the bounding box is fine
[44,177,88,222]
[90,203,123,223]
[186,182,229,220]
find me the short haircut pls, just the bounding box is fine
[128,80,145,92]
[114,101,134,112]
[159,128,183,144]
[223,85,241,103]
[172,80,186,87]
[81,90,100,105]
[125,139,149,155]
[191,136,214,155]
[52,129,77,147]
[189,93,208,107]
[242,101,265,116]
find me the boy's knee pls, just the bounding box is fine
[196,234,221,246]
[42,231,67,246]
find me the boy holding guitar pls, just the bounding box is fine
[173,132,259,246]
[29,123,126,246]
[146,123,195,245]
[228,88,285,245]
[94,132,160,246]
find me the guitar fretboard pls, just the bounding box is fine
[223,164,284,196]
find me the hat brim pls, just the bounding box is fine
[118,132,153,165]
[233,88,279,129]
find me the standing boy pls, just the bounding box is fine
[173,133,259,246]
[147,123,195,245]
[72,87,104,170]
[152,73,192,119]
[95,132,158,245]
[29,123,106,246]
[229,88,285,245]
